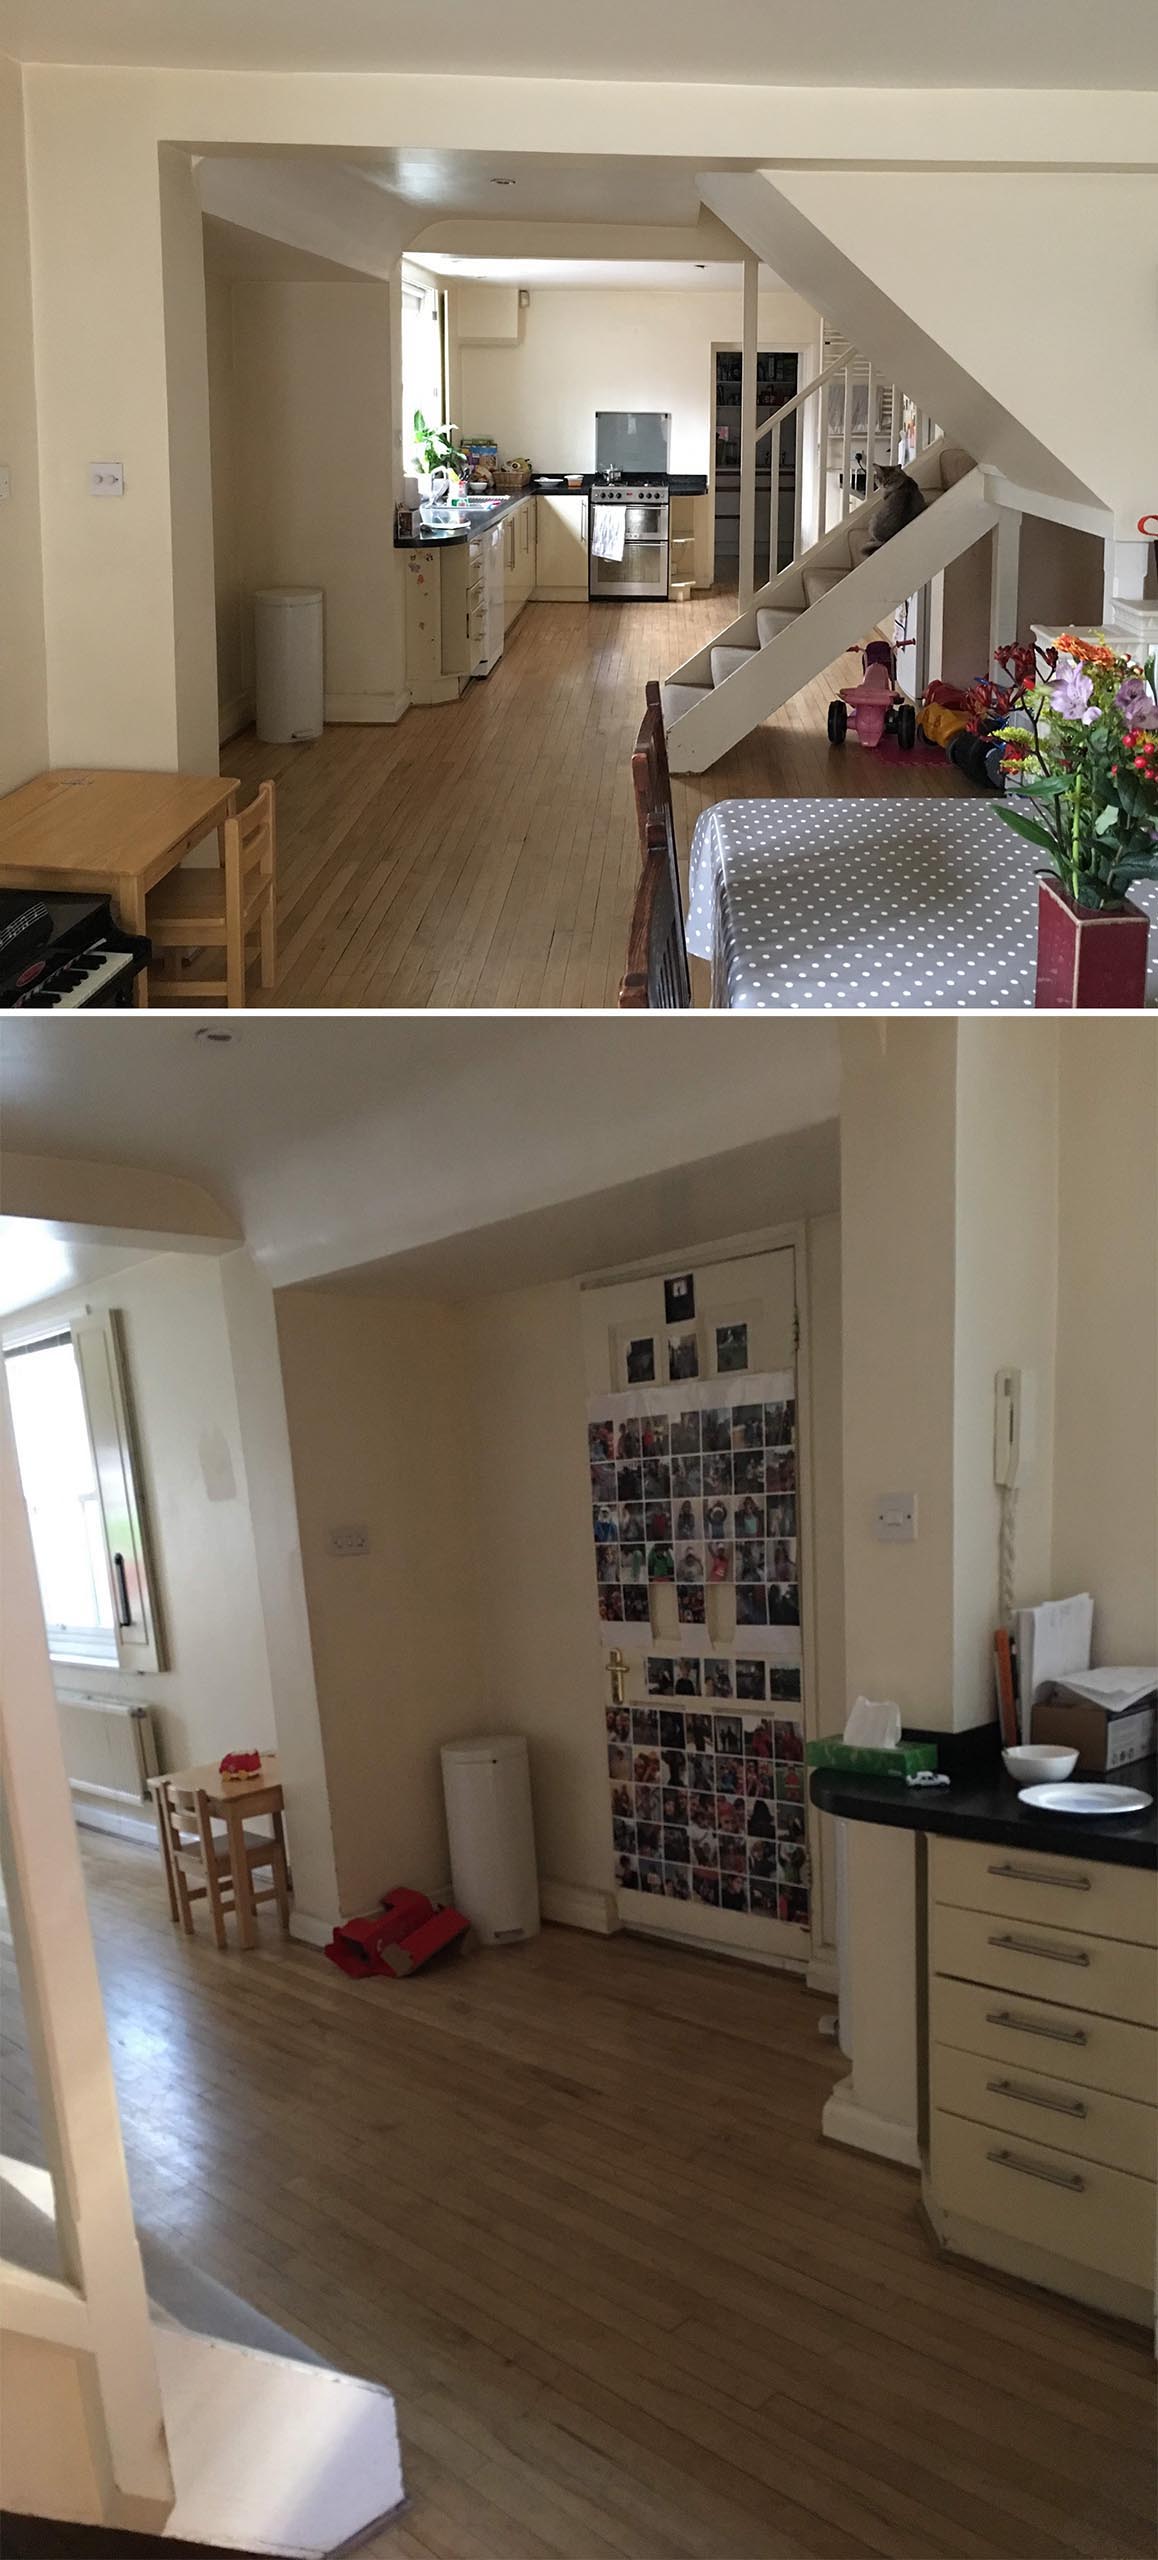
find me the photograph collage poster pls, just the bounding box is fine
[587,1282,809,1934]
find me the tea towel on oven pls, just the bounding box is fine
[591,505,626,562]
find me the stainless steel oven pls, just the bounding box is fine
[588,487,670,601]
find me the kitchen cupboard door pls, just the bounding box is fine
[535,496,588,597]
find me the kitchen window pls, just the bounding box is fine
[5,1314,162,1672]
[401,269,449,475]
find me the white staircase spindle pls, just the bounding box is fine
[792,404,804,567]
[841,365,853,522]
[738,251,758,611]
[768,413,782,584]
[890,384,899,466]
[814,384,827,547]
[866,364,876,499]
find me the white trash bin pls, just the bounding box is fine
[254,586,324,743]
[440,1734,540,1946]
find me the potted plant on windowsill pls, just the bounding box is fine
[990,636,1158,1007]
[413,410,468,526]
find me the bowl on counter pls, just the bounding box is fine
[1002,1743,1079,1785]
[566,474,584,488]
[538,475,564,487]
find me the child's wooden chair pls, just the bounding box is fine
[146,781,277,1007]
[156,1775,291,1950]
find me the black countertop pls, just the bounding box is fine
[809,1757,1157,1869]
[395,474,709,549]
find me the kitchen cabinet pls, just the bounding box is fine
[535,494,588,599]
[502,495,536,630]
[924,1834,1156,2325]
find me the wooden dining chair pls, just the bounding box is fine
[630,679,676,870]
[619,812,693,1009]
[156,1775,291,1950]
[145,780,277,1007]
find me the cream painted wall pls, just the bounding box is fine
[0,55,48,790]
[951,1022,1059,1723]
[3,1255,277,1777]
[839,1024,959,1726]
[805,1212,843,1960]
[461,1279,613,1897]
[764,169,1158,534]
[19,62,1153,766]
[1053,1025,1158,1664]
[453,285,822,475]
[204,272,245,730]
[273,1291,486,1917]
[230,279,406,721]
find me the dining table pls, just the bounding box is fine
[0,767,241,1006]
[685,796,1158,1011]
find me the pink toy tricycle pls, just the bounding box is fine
[827,641,917,751]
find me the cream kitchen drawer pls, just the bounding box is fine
[931,2106,1156,2287]
[932,2039,1157,2180]
[933,1898,1157,2027]
[931,1836,1157,1945]
[933,1973,1158,2102]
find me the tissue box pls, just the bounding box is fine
[806,1736,938,1779]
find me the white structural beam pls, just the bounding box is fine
[738,251,759,612]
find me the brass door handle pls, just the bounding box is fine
[608,1648,627,1707]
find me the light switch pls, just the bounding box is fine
[874,1492,917,1543]
[327,1523,370,1557]
[0,467,11,501]
[89,462,125,497]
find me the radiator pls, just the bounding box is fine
[54,1689,160,1809]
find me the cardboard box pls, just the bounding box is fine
[1030,1694,1156,1772]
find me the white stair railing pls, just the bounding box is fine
[751,345,931,594]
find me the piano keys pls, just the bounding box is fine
[0,890,150,1009]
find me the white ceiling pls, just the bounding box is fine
[419,257,756,292]
[357,150,709,229]
[2,0,1147,85]
[0,1226,152,1324]
[0,1020,840,1294]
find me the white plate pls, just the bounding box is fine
[538,475,564,486]
[1018,1781,1153,1816]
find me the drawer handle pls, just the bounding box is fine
[986,2145,1086,2194]
[987,1861,1091,1892]
[986,2076,1088,2119]
[987,1931,1090,1967]
[985,2007,1090,2047]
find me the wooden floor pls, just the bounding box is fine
[5,1833,1155,2560]
[222,594,969,1010]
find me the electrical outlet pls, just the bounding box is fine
[327,1523,370,1557]
[874,1492,917,1543]
[89,462,125,497]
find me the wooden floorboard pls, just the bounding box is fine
[3,1833,1154,2560]
[215,594,971,1012]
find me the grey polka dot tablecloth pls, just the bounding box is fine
[685,798,1158,1010]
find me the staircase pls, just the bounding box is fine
[664,437,999,774]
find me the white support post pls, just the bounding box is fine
[0,1383,174,2529]
[738,251,758,611]
[768,415,782,583]
[865,363,876,500]
[989,507,1023,680]
[841,366,853,522]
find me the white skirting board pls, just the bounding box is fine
[822,2072,922,2169]
[152,2326,404,2554]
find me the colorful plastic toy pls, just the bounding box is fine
[828,641,917,752]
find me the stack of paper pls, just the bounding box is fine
[1014,1594,1094,1742]
[1054,1666,1158,1714]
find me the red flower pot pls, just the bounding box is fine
[1034,876,1150,1009]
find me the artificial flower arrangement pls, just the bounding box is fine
[975,635,1158,914]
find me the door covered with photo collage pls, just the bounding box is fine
[581,1243,813,1966]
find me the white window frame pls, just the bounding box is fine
[4,1310,163,1675]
